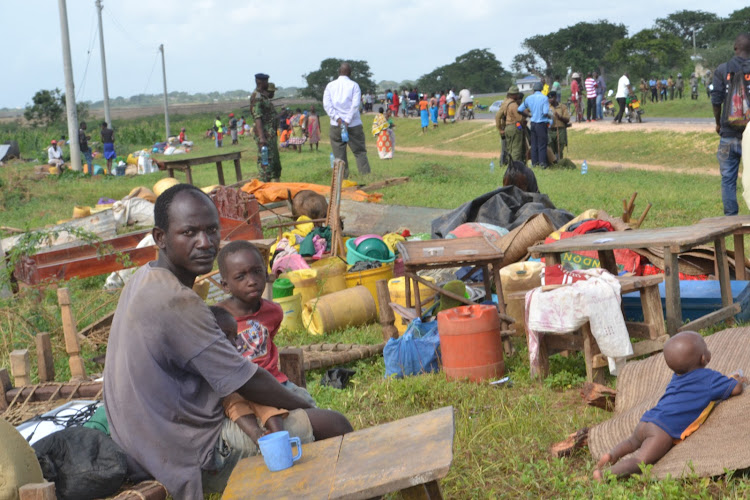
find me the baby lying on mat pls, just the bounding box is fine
[594,331,746,480]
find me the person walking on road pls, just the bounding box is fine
[584,73,597,121]
[614,72,632,124]
[323,62,371,178]
[711,33,750,216]
[519,82,550,168]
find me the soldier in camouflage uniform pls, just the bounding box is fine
[250,73,281,182]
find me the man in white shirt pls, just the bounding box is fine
[47,139,64,170]
[457,88,472,120]
[614,72,632,124]
[323,63,371,178]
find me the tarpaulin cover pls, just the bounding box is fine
[431,185,573,238]
[240,179,382,204]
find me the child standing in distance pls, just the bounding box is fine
[216,241,316,407]
[419,94,430,134]
[594,331,746,480]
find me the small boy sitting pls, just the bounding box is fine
[594,331,746,480]
[216,240,316,407]
[210,306,287,443]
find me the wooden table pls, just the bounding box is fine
[222,406,455,500]
[528,223,743,336]
[160,151,245,186]
[699,215,750,280]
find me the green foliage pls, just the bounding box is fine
[24,89,64,127]
[417,49,512,94]
[301,58,377,101]
[654,10,720,50]
[607,29,690,77]
[512,21,628,78]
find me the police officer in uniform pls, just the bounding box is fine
[547,91,570,162]
[501,85,526,162]
[250,73,281,182]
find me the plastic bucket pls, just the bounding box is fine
[437,304,504,382]
[388,276,437,334]
[345,263,394,311]
[310,257,347,295]
[274,294,303,332]
[285,269,319,305]
[301,286,376,335]
[272,278,295,299]
[345,237,395,266]
[499,261,543,335]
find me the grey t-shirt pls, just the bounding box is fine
[104,263,256,500]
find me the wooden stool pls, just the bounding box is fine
[530,274,667,382]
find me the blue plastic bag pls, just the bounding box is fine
[383,317,441,378]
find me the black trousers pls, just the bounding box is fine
[530,122,548,166]
[615,97,626,123]
[586,98,596,120]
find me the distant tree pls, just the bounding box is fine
[512,21,627,78]
[654,10,719,50]
[302,58,376,101]
[606,29,688,78]
[702,7,750,49]
[417,49,511,93]
[24,89,64,127]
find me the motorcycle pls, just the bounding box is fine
[602,99,615,117]
[460,101,475,120]
[625,95,644,123]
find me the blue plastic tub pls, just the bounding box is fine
[622,280,750,324]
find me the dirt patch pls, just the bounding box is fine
[562,119,713,134]
[398,146,719,177]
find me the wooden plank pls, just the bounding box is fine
[19,482,56,500]
[398,237,503,267]
[597,249,618,275]
[5,381,103,403]
[0,368,12,410]
[36,332,55,382]
[339,200,448,237]
[663,249,682,336]
[279,348,306,388]
[544,334,584,352]
[222,436,343,500]
[57,288,87,380]
[591,335,669,369]
[639,283,666,339]
[714,237,734,310]
[233,157,243,183]
[330,406,454,500]
[1,210,117,253]
[10,349,31,387]
[582,323,605,383]
[216,161,225,186]
[734,233,746,280]
[625,321,658,340]
[158,151,242,167]
[679,303,741,333]
[376,279,399,341]
[617,274,664,293]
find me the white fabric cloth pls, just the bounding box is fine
[459,88,472,103]
[447,90,456,103]
[47,145,63,162]
[323,75,363,127]
[525,268,633,376]
[616,75,631,99]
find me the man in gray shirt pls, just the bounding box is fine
[104,184,351,499]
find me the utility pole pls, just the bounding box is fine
[96,0,111,127]
[159,44,170,139]
[58,0,81,171]
[692,27,696,56]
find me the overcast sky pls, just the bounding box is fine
[0,1,741,109]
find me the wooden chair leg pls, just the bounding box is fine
[640,285,666,339]
[279,348,306,388]
[583,323,606,384]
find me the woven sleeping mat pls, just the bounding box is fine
[589,327,750,479]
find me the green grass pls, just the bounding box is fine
[2,109,749,499]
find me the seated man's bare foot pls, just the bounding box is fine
[593,469,604,481]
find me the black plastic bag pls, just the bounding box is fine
[33,426,127,500]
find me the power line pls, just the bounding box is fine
[76,11,99,99]
[142,50,160,95]
[103,7,151,52]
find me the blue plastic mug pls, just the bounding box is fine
[257,431,302,472]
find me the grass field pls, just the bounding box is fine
[1,109,748,499]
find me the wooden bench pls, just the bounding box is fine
[278,343,385,388]
[222,406,454,499]
[159,151,245,186]
[527,274,667,383]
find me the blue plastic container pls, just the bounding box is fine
[622,280,750,323]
